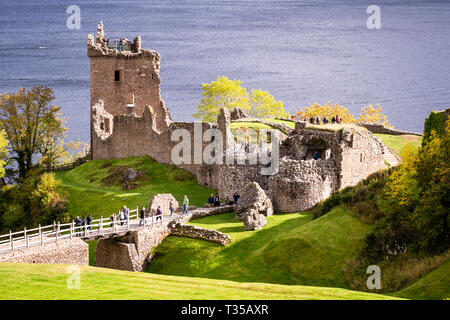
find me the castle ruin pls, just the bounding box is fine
[88,22,391,213]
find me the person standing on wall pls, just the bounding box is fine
[182,195,189,214]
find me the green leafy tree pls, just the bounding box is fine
[0,86,67,179]
[194,76,290,122]
[194,76,250,122]
[249,89,290,119]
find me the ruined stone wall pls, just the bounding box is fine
[358,122,422,136]
[337,127,387,188]
[95,221,171,272]
[169,223,232,246]
[91,103,220,188]
[88,22,171,133]
[0,238,88,265]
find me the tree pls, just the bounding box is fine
[249,89,290,119]
[294,102,356,123]
[0,130,7,179]
[0,86,66,179]
[194,76,250,122]
[194,76,290,122]
[357,104,393,128]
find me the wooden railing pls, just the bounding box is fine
[44,158,87,172]
[0,206,164,254]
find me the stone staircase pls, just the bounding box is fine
[382,146,401,167]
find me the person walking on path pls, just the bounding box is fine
[169,200,174,217]
[156,205,163,222]
[119,209,125,226]
[208,194,214,207]
[182,195,189,214]
[123,205,129,225]
[139,206,146,226]
[75,216,82,237]
[87,214,93,231]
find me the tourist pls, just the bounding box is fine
[214,193,220,207]
[233,192,240,205]
[309,116,315,124]
[81,216,86,234]
[313,151,319,160]
[331,116,336,124]
[208,194,214,207]
[336,115,341,124]
[316,116,321,125]
[110,214,114,228]
[87,214,93,231]
[119,209,125,226]
[182,195,189,214]
[123,205,129,224]
[139,206,145,226]
[169,200,174,217]
[75,216,82,236]
[156,205,163,222]
[244,140,250,153]
[323,117,329,124]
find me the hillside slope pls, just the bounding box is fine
[55,156,215,218]
[147,207,372,288]
[392,259,450,300]
[0,263,398,300]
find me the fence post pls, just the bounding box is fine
[113,214,116,233]
[70,220,73,239]
[10,230,13,251]
[84,222,87,237]
[53,221,56,232]
[56,222,60,243]
[99,216,103,235]
[38,224,41,245]
[25,227,29,249]
[127,211,130,231]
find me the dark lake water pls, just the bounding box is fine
[1,0,449,142]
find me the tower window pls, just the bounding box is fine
[115,70,120,82]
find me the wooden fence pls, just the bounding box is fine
[0,206,165,254]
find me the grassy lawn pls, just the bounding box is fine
[55,156,215,219]
[230,121,277,130]
[374,134,422,155]
[392,259,450,300]
[147,207,373,288]
[0,263,399,300]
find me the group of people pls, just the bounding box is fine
[207,192,240,207]
[309,114,341,125]
[74,214,93,236]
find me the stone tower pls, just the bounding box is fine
[87,22,172,133]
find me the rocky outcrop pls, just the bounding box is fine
[235,182,273,231]
[242,207,267,231]
[168,222,232,246]
[236,182,273,219]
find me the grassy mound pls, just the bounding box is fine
[0,263,398,300]
[392,259,450,300]
[147,207,372,288]
[373,133,422,155]
[55,156,215,219]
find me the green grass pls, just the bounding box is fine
[374,134,422,155]
[0,263,399,300]
[392,259,450,300]
[147,207,372,288]
[55,156,215,219]
[230,121,277,130]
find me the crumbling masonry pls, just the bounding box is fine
[89,22,390,213]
